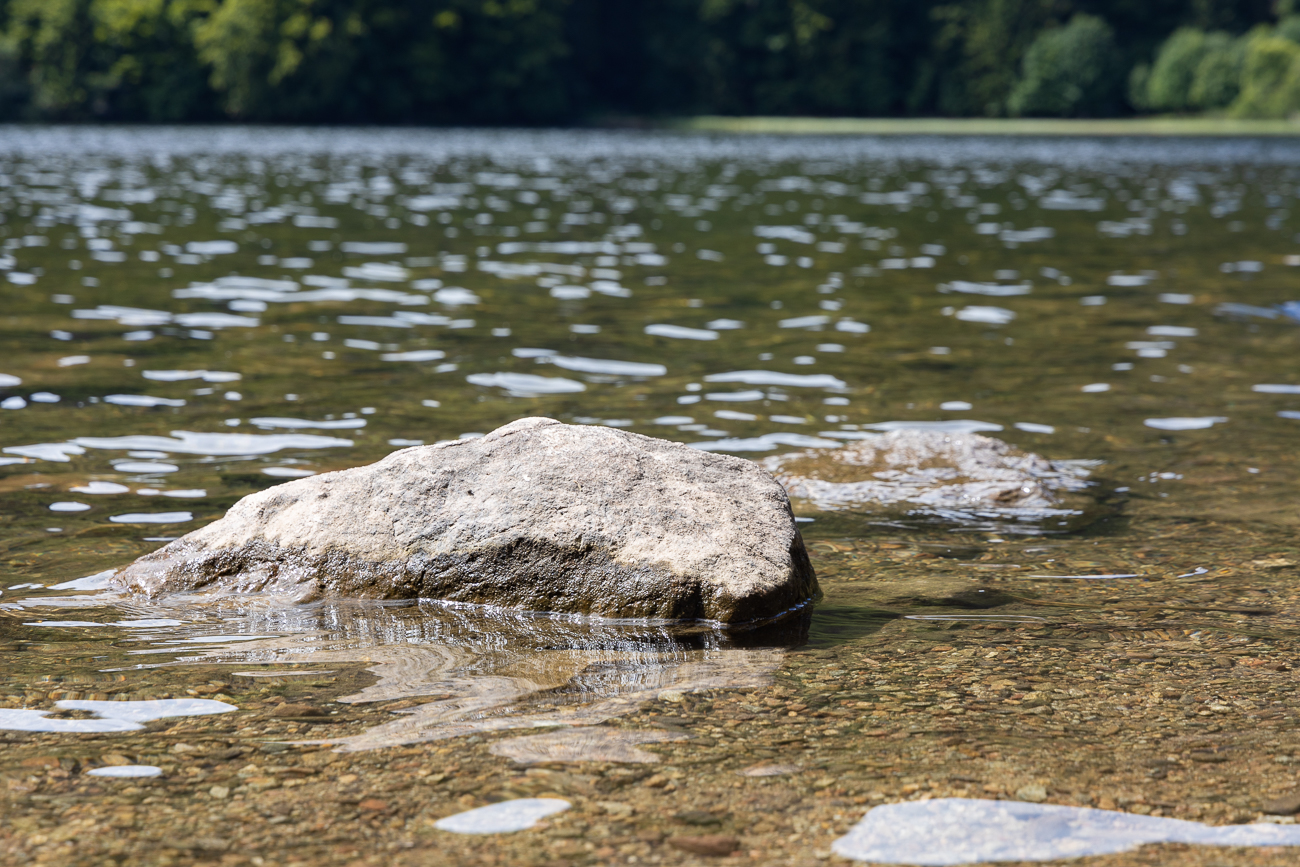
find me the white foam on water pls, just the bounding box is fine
[466,372,586,397]
[955,306,1016,325]
[108,512,193,524]
[548,356,666,377]
[104,395,187,408]
[831,798,1300,865]
[706,319,744,330]
[342,263,409,282]
[691,433,841,452]
[263,467,316,478]
[1081,383,1111,393]
[704,370,846,388]
[704,390,766,402]
[1144,417,1227,431]
[940,401,972,410]
[0,698,236,733]
[249,417,366,430]
[142,370,240,383]
[1253,384,1300,393]
[185,240,237,255]
[779,315,831,329]
[87,765,162,778]
[112,461,179,473]
[0,709,140,733]
[1107,274,1151,286]
[434,798,571,835]
[942,281,1032,296]
[380,350,446,362]
[550,285,590,300]
[644,324,719,341]
[433,287,480,305]
[0,373,20,387]
[174,313,259,329]
[1015,422,1056,434]
[1148,325,1198,337]
[49,502,90,512]
[862,420,1004,434]
[73,431,353,456]
[69,481,129,494]
[51,569,115,590]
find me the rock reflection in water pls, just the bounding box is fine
[489,726,688,764]
[142,597,801,752]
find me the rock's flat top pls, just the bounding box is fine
[112,417,817,624]
[763,429,1096,522]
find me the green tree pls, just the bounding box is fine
[194,0,571,122]
[929,0,1062,116]
[91,0,216,120]
[1141,27,1209,111]
[1007,13,1122,117]
[1187,30,1243,109]
[1230,27,1300,117]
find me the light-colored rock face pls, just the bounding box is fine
[112,417,817,624]
[762,429,1098,524]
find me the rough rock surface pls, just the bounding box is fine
[763,429,1096,522]
[112,417,817,623]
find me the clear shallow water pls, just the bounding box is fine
[3,127,1300,861]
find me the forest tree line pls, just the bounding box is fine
[1,0,1298,123]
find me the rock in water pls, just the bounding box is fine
[763,429,1098,524]
[112,417,817,623]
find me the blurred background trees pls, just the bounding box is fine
[0,0,1293,122]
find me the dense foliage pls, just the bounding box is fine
[0,0,1289,122]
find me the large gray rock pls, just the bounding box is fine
[112,417,817,624]
[763,429,1098,524]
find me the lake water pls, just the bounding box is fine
[2,127,1300,866]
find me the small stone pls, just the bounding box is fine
[271,703,324,718]
[1015,784,1048,803]
[675,810,723,826]
[357,798,388,812]
[737,762,799,777]
[209,785,230,799]
[1262,795,1300,815]
[668,834,739,856]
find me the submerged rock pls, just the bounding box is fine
[112,417,816,624]
[763,429,1099,526]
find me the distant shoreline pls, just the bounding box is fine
[675,116,1300,137]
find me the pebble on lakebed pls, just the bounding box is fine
[111,417,817,623]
